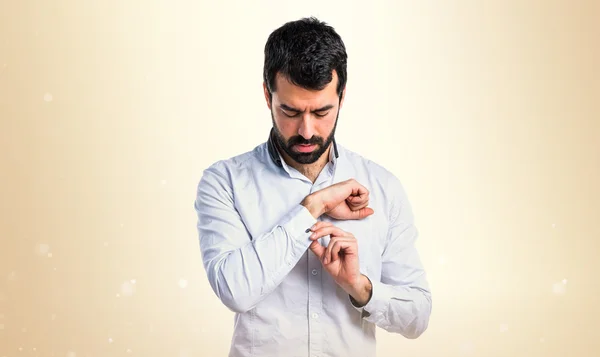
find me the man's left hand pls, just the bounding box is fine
[308,221,372,306]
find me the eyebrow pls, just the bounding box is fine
[279,103,335,113]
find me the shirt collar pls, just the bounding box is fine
[267,127,339,168]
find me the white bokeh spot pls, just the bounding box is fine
[179,278,188,288]
[121,281,136,297]
[553,281,567,295]
[499,323,509,332]
[36,243,50,256]
[44,93,53,102]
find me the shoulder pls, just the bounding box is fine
[338,145,405,195]
[197,142,268,191]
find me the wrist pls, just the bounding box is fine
[347,274,372,307]
[301,194,325,219]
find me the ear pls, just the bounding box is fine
[263,82,272,110]
[339,87,346,109]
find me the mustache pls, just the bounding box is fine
[288,136,323,146]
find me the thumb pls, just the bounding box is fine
[352,207,374,220]
[309,239,325,259]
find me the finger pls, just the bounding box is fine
[347,193,369,207]
[309,239,326,260]
[347,194,368,204]
[347,197,369,211]
[348,190,369,201]
[330,238,355,262]
[350,183,369,199]
[346,206,374,220]
[325,238,356,264]
[323,236,353,264]
[308,221,333,239]
[308,220,333,234]
[323,237,338,264]
[329,240,342,263]
[310,225,347,240]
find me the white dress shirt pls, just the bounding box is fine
[194,129,432,357]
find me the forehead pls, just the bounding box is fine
[272,71,339,106]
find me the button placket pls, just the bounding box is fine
[307,172,334,357]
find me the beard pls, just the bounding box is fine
[271,109,339,165]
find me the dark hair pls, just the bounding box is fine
[263,17,348,102]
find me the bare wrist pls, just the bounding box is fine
[301,194,325,219]
[348,274,372,307]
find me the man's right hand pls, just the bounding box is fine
[301,179,375,220]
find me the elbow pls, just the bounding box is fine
[204,256,262,314]
[387,293,432,339]
[211,270,258,314]
[218,293,256,314]
[403,294,432,339]
[402,317,430,339]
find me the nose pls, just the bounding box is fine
[297,114,315,140]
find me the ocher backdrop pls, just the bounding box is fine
[1,0,598,356]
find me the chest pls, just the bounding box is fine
[233,168,390,277]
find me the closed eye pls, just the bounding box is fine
[282,110,300,118]
[282,110,330,118]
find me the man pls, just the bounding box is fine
[194,17,432,357]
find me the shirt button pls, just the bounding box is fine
[311,269,318,275]
[311,312,318,319]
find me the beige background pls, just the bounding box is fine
[1,0,599,356]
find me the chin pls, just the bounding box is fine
[291,152,321,165]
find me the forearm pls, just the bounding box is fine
[202,205,316,313]
[196,166,321,314]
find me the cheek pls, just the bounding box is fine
[317,119,335,136]
[274,118,297,135]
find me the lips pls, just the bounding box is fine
[294,144,316,153]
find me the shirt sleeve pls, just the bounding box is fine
[348,174,432,339]
[194,163,318,314]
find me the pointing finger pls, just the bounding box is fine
[310,225,347,241]
[309,220,333,232]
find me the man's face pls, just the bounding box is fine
[264,71,345,165]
